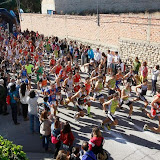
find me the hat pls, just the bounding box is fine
[0,79,4,84]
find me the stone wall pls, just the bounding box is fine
[119,38,160,67]
[54,0,160,14]
[20,13,160,68]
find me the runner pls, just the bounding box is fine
[71,84,87,122]
[38,72,51,95]
[46,82,58,117]
[106,74,116,100]
[101,92,120,130]
[133,79,149,108]
[115,68,124,97]
[85,77,92,117]
[120,82,133,120]
[91,76,105,106]
[63,72,75,109]
[143,89,160,133]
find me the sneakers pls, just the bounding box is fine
[67,106,70,110]
[73,113,77,119]
[24,117,29,121]
[139,107,145,112]
[106,124,111,130]
[143,124,149,131]
[87,114,92,118]
[128,116,132,121]
[14,122,20,125]
[100,122,104,129]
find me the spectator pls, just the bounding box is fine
[140,61,148,83]
[94,48,102,65]
[114,51,120,74]
[70,147,80,160]
[151,65,160,96]
[60,121,75,153]
[89,127,104,155]
[19,83,30,121]
[40,110,51,151]
[107,50,113,75]
[51,117,62,159]
[87,46,94,63]
[0,78,8,115]
[80,141,96,160]
[56,150,69,160]
[8,83,20,125]
[27,90,39,134]
[133,57,141,75]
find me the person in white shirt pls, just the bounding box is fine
[27,90,39,133]
[107,50,113,75]
[151,65,159,96]
[114,51,120,74]
[94,48,102,65]
[19,83,30,121]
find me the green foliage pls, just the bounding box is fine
[0,136,28,160]
[0,0,41,13]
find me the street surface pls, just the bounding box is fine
[0,63,160,160]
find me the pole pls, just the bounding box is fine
[97,0,100,26]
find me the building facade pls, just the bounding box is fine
[41,0,160,15]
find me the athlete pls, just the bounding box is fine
[92,76,105,105]
[73,70,81,93]
[134,79,148,108]
[115,68,124,97]
[46,82,58,117]
[101,92,120,130]
[143,89,160,133]
[85,77,92,117]
[63,72,74,108]
[121,82,133,120]
[71,84,87,122]
[106,74,116,100]
[38,73,51,95]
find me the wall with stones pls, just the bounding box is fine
[54,0,160,14]
[119,38,160,68]
[20,13,160,68]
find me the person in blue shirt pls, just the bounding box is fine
[87,46,94,61]
[8,83,20,125]
[80,141,97,160]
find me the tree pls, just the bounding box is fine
[0,0,41,13]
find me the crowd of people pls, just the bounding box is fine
[0,28,160,160]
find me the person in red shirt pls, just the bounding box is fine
[143,89,160,133]
[85,77,92,117]
[50,61,62,76]
[60,121,74,153]
[66,61,72,73]
[73,70,81,93]
[49,55,56,68]
[89,127,104,155]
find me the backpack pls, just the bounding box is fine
[92,138,109,160]
[97,149,108,160]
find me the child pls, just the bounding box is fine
[40,110,51,151]
[70,147,80,160]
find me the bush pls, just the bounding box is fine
[0,136,28,160]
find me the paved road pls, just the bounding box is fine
[0,65,160,160]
